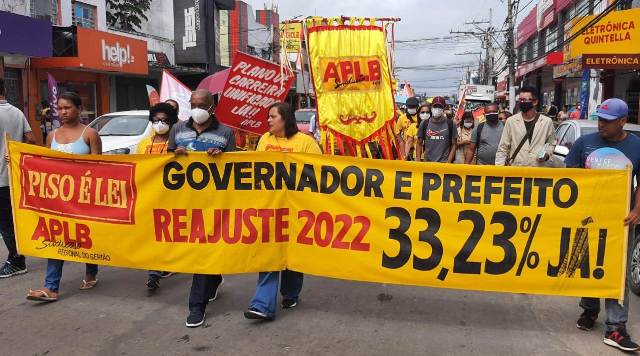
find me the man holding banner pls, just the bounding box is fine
[565,98,640,352]
[168,89,236,328]
[0,79,35,279]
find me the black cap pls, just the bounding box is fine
[406,97,419,108]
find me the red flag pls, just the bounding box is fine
[160,69,192,121]
[454,89,467,121]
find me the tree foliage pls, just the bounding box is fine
[106,0,152,31]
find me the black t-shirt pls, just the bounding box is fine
[524,119,536,143]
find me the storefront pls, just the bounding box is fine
[553,56,583,108]
[568,7,640,122]
[31,26,148,126]
[0,10,52,142]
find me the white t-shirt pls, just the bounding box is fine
[0,100,32,187]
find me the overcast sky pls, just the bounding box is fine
[244,0,535,97]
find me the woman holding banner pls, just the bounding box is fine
[26,92,102,302]
[136,102,180,292]
[244,102,321,321]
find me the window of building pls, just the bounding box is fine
[545,24,558,52]
[531,36,539,59]
[72,1,96,29]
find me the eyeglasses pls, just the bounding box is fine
[152,117,170,124]
[518,98,534,103]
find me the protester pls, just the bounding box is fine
[416,96,457,163]
[403,103,430,160]
[547,101,559,118]
[495,87,555,167]
[244,102,322,321]
[395,97,419,158]
[557,105,569,121]
[498,110,510,122]
[570,102,581,120]
[564,98,640,352]
[465,102,504,165]
[455,111,474,164]
[169,89,236,328]
[165,99,179,112]
[136,102,180,292]
[0,79,35,279]
[26,92,102,301]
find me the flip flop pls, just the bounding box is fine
[26,289,58,302]
[79,279,98,290]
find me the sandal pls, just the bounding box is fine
[79,279,98,290]
[26,289,58,302]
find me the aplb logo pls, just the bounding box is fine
[101,39,135,68]
[20,154,137,224]
[320,56,383,93]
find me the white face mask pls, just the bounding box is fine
[152,121,170,135]
[431,107,444,118]
[407,108,417,115]
[464,122,473,129]
[419,112,430,120]
[191,107,211,124]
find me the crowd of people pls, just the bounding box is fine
[1,77,640,351]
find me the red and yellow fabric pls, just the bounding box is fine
[306,17,396,158]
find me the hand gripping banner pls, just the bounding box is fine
[8,141,632,300]
[306,18,397,158]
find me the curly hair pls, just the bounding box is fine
[149,102,179,127]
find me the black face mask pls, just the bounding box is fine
[519,101,534,113]
[485,113,499,122]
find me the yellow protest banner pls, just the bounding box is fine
[280,22,303,52]
[306,18,396,156]
[9,141,631,299]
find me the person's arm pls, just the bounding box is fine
[45,131,54,148]
[21,116,35,144]
[404,137,414,160]
[563,137,584,168]
[87,128,102,155]
[415,121,425,161]
[625,173,640,226]
[494,120,512,166]
[447,139,458,163]
[167,125,184,155]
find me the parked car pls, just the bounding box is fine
[295,108,316,134]
[89,110,151,155]
[552,120,640,296]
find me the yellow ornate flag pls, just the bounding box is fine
[307,18,396,158]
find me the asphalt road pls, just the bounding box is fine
[1,248,639,356]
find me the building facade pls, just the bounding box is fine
[515,0,640,122]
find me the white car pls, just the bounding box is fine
[89,110,151,155]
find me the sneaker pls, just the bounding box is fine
[208,276,225,302]
[0,262,27,279]
[185,310,205,328]
[244,308,273,321]
[146,275,160,291]
[577,310,598,331]
[160,272,175,278]
[282,298,298,309]
[604,327,640,352]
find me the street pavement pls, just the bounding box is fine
[1,246,639,356]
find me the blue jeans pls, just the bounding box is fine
[249,270,303,318]
[580,227,633,332]
[45,259,98,293]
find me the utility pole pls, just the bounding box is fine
[450,9,495,86]
[505,0,517,112]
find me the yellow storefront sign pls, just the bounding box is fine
[8,141,631,300]
[570,8,640,58]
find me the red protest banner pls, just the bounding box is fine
[216,52,294,135]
